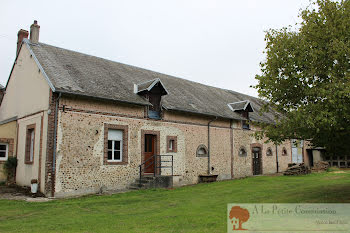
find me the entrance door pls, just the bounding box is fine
[252,147,262,175]
[144,134,156,173]
[292,140,304,163]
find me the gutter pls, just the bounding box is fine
[207,116,218,175]
[57,90,152,107]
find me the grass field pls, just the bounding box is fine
[0,171,349,233]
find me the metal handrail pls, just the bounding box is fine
[139,154,174,186]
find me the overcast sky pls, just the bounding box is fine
[0,0,311,97]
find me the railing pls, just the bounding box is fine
[139,154,174,186]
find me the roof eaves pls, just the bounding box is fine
[57,89,152,107]
[23,39,56,92]
[165,107,245,121]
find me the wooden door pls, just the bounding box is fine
[252,147,262,175]
[144,134,156,173]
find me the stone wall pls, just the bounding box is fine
[53,97,293,197]
[232,123,292,178]
[54,108,234,197]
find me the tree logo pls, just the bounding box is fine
[229,206,250,230]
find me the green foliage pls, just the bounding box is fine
[3,157,17,179]
[254,0,350,153]
[0,172,349,232]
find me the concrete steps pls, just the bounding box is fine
[129,176,173,190]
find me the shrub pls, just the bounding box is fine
[3,157,17,181]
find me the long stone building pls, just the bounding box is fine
[0,21,305,197]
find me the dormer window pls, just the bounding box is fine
[227,100,254,130]
[134,78,168,120]
[242,120,250,130]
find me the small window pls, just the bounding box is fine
[266,148,273,156]
[0,143,8,161]
[166,136,177,153]
[282,148,288,156]
[242,120,250,130]
[25,124,35,164]
[108,129,123,162]
[196,145,208,157]
[239,147,247,157]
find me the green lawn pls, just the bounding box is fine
[0,171,349,233]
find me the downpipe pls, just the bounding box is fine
[208,116,218,175]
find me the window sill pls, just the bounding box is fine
[25,161,33,165]
[105,161,128,165]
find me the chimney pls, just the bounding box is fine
[30,20,40,43]
[16,29,29,56]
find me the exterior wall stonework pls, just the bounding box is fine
[232,126,292,178]
[60,96,145,118]
[52,98,293,197]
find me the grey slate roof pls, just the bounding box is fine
[25,39,277,123]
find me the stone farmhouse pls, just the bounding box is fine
[0,21,306,197]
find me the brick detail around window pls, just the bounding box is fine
[0,138,14,164]
[250,143,263,150]
[103,124,128,165]
[166,136,177,153]
[25,124,36,164]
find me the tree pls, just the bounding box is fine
[229,206,250,230]
[254,0,350,155]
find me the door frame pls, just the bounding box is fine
[141,130,160,175]
[251,143,263,175]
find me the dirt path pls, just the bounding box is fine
[0,185,50,202]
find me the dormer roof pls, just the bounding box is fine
[134,78,168,96]
[227,100,255,112]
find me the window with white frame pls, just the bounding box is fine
[0,143,8,161]
[107,129,123,162]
